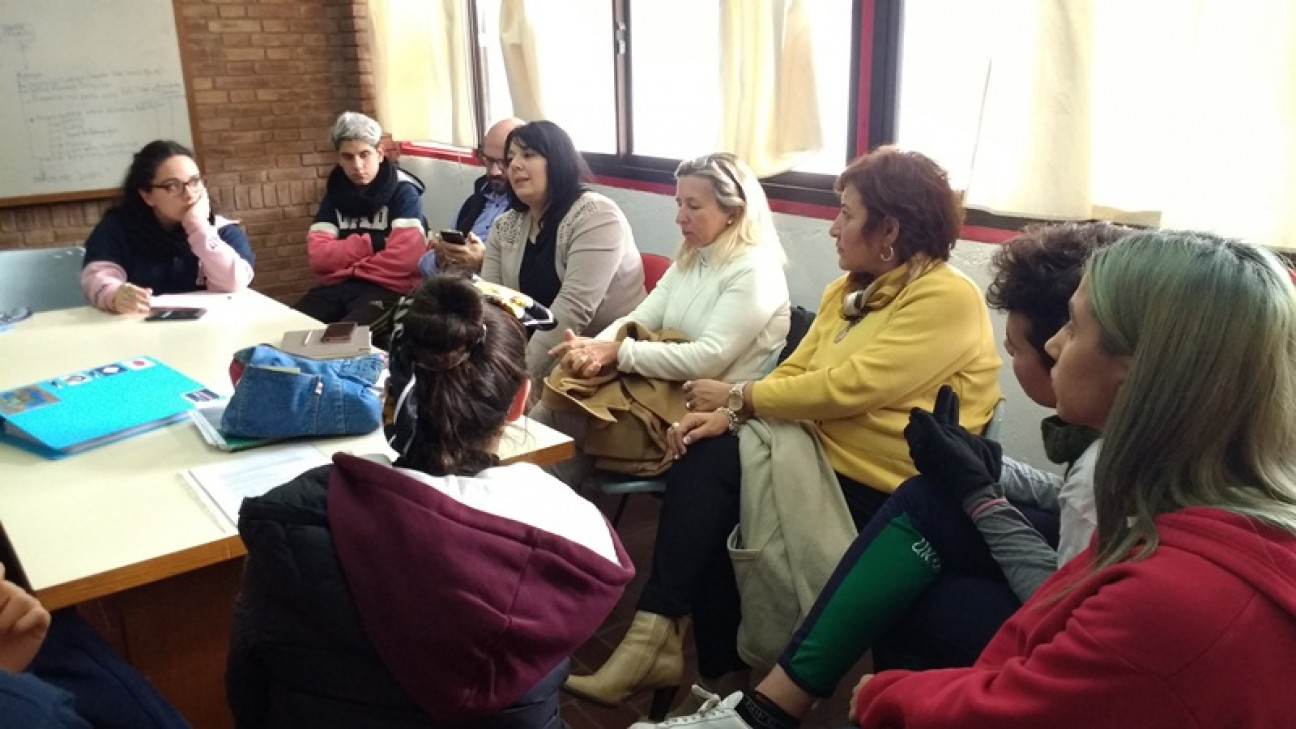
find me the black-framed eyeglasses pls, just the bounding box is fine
[149,175,206,196]
[476,150,506,170]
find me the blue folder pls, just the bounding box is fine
[0,357,216,458]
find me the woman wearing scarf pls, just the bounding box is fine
[565,147,1002,713]
[80,140,254,314]
[293,111,428,325]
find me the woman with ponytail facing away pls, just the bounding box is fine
[226,275,634,729]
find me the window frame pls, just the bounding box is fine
[426,0,899,210]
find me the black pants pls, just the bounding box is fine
[293,278,402,325]
[636,434,888,678]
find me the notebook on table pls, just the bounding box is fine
[0,356,215,458]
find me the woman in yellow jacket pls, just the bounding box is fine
[564,147,1002,712]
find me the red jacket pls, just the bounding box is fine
[855,508,1296,728]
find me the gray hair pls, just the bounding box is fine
[330,111,382,149]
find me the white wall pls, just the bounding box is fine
[405,156,1057,472]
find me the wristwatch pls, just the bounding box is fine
[727,382,746,413]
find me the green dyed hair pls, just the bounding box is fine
[1087,230,1296,570]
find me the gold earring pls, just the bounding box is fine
[880,246,895,262]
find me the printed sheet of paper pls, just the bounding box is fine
[183,445,330,529]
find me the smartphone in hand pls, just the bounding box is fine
[439,229,468,246]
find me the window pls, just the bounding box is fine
[382,0,878,197]
[628,1,723,162]
[626,0,853,175]
[381,0,1296,244]
[895,0,1296,248]
[476,0,618,154]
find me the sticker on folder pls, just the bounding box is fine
[0,386,61,416]
[0,357,211,458]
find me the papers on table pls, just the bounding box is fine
[189,402,279,452]
[183,445,330,530]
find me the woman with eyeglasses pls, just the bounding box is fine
[565,147,1002,712]
[81,140,254,314]
[227,275,634,729]
[481,120,645,385]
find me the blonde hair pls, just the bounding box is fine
[672,153,785,270]
[1087,230,1296,570]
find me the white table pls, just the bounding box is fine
[0,290,572,728]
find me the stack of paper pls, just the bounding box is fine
[183,445,331,529]
[189,402,279,452]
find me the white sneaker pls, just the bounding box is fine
[629,686,750,729]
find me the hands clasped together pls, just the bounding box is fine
[548,329,621,379]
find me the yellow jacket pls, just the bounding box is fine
[752,261,1001,492]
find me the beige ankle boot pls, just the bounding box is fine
[564,611,688,710]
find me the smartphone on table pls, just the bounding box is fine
[439,229,468,246]
[146,307,206,321]
[320,321,357,344]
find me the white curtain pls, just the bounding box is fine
[720,0,824,177]
[368,0,476,147]
[498,0,545,121]
[903,0,1296,248]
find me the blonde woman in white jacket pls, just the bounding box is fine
[537,153,791,484]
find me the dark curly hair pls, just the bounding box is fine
[986,221,1132,366]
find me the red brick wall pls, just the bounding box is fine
[0,0,375,303]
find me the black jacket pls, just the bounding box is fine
[225,460,595,729]
[453,175,493,234]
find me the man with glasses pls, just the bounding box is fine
[418,117,524,277]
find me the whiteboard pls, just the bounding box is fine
[0,0,193,204]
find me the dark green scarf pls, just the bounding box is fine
[1040,415,1100,467]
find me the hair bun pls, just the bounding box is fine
[401,276,487,361]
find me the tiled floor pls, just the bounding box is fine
[564,488,868,729]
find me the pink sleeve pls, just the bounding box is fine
[350,222,427,294]
[81,261,128,311]
[186,222,253,293]
[307,222,373,277]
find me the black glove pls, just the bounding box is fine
[905,386,1003,500]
